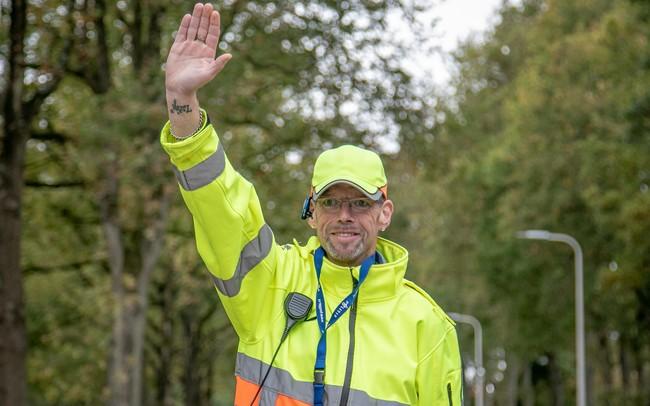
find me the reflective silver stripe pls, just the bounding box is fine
[172,142,225,191]
[212,224,274,297]
[342,388,408,406]
[260,388,278,405]
[237,352,312,403]
[236,352,408,406]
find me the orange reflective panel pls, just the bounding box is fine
[275,393,311,406]
[234,375,311,406]
[234,376,260,406]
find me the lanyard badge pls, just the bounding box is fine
[312,247,375,406]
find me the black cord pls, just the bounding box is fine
[248,326,292,406]
[249,293,314,405]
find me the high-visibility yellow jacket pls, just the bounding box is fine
[161,117,462,405]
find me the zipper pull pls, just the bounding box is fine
[349,270,359,309]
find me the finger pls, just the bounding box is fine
[204,10,221,52]
[186,3,203,41]
[174,14,191,43]
[197,3,212,42]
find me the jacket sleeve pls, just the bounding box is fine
[416,323,463,405]
[160,117,285,343]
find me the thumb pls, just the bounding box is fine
[211,53,232,76]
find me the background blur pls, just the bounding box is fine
[1,0,649,405]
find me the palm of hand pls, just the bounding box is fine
[165,3,231,96]
[166,42,218,94]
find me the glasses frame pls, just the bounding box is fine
[314,197,382,214]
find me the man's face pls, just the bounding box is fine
[308,183,393,267]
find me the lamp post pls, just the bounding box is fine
[515,230,586,406]
[448,312,484,406]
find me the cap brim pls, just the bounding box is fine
[312,180,383,201]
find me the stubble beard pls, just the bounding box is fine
[323,235,367,266]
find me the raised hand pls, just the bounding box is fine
[166,3,231,95]
[165,3,231,137]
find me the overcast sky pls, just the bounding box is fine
[433,0,507,51]
[409,0,513,86]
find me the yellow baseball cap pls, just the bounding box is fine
[311,145,388,201]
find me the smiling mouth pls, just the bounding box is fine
[330,232,361,243]
[331,229,361,235]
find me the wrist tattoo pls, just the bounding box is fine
[170,98,193,114]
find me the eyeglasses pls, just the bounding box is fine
[315,197,378,213]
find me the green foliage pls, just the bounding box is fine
[13,0,650,403]
[15,0,441,404]
[25,269,111,405]
[402,0,650,403]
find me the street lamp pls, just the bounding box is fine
[515,230,586,406]
[448,312,484,406]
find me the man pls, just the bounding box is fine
[161,3,462,405]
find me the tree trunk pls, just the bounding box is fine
[586,331,600,406]
[203,360,214,406]
[130,184,172,406]
[1,2,74,403]
[181,301,220,406]
[101,3,167,401]
[102,156,129,406]
[522,361,535,406]
[102,151,172,406]
[506,353,520,406]
[0,1,28,405]
[181,312,201,406]
[642,341,650,405]
[153,267,177,406]
[548,353,564,406]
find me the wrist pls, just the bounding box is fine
[166,93,201,138]
[165,89,197,103]
[171,109,205,140]
[166,92,199,117]
[164,73,196,94]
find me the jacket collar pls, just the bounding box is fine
[303,236,409,303]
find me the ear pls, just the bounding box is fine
[378,199,394,231]
[307,202,317,229]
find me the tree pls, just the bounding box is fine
[0,0,80,403]
[408,0,650,403]
[13,1,441,404]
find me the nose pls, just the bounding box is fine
[336,201,354,222]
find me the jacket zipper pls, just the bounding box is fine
[447,382,453,406]
[339,274,358,405]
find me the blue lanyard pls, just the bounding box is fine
[312,247,375,406]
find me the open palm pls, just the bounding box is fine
[165,3,231,96]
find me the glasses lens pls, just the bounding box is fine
[320,198,340,209]
[317,198,375,212]
[351,199,373,209]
